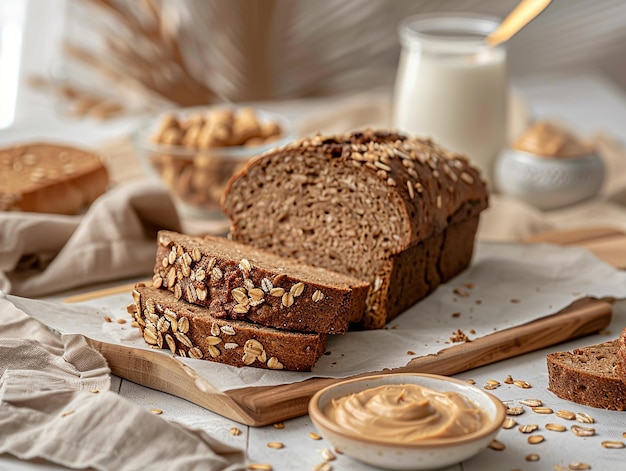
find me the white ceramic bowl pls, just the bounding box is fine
[494,147,605,210]
[132,106,295,220]
[308,373,506,470]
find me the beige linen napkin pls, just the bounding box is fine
[0,180,181,297]
[0,292,245,470]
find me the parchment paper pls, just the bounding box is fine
[9,241,626,391]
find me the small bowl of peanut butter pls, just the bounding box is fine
[494,120,605,210]
[308,373,506,470]
[132,106,294,220]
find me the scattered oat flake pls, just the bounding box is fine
[273,422,285,429]
[116,318,126,324]
[407,350,415,355]
[309,432,322,440]
[90,389,99,394]
[463,282,475,289]
[230,427,242,436]
[601,440,625,449]
[528,435,545,444]
[488,439,505,451]
[465,379,476,385]
[502,418,517,429]
[267,442,284,449]
[321,448,336,461]
[526,453,541,462]
[568,462,591,470]
[247,464,272,471]
[452,312,461,317]
[149,408,162,415]
[103,316,112,322]
[510,299,521,303]
[60,410,74,417]
[599,329,612,335]
[503,375,514,384]
[313,463,332,471]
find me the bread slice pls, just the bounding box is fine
[131,285,326,372]
[617,328,626,384]
[221,129,488,329]
[153,230,370,334]
[0,142,109,214]
[547,340,626,410]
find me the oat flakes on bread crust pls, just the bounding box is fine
[547,340,626,410]
[131,285,326,372]
[221,129,488,329]
[0,142,108,215]
[153,230,369,333]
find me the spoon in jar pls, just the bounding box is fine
[486,0,552,46]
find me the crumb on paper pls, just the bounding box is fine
[449,329,471,343]
[452,312,461,318]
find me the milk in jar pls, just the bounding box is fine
[393,14,507,181]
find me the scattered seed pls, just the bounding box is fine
[575,412,594,424]
[507,406,525,416]
[104,316,112,323]
[230,427,242,436]
[486,379,500,386]
[526,454,541,462]
[520,398,543,407]
[519,424,539,433]
[309,432,322,440]
[568,462,591,470]
[503,375,514,384]
[546,423,566,432]
[556,410,576,420]
[321,448,336,461]
[488,439,506,451]
[273,422,285,429]
[267,442,284,449]
[484,383,499,390]
[571,425,595,437]
[465,379,476,385]
[602,440,625,449]
[149,408,162,415]
[514,379,532,389]
[533,407,554,414]
[502,418,517,429]
[528,435,545,444]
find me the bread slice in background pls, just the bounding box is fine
[0,142,109,215]
[547,340,626,410]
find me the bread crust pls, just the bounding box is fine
[0,142,109,215]
[547,340,626,410]
[154,230,369,334]
[131,285,326,372]
[221,130,488,329]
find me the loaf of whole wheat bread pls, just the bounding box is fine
[131,285,326,371]
[547,340,626,410]
[0,142,109,214]
[153,230,369,334]
[221,129,488,329]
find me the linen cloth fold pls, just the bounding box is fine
[0,293,246,471]
[0,181,182,297]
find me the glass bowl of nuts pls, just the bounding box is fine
[132,106,294,219]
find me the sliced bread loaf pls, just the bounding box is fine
[153,230,369,334]
[221,129,488,329]
[0,142,109,214]
[131,285,326,371]
[547,340,626,410]
[617,327,626,384]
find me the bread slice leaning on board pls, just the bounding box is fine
[221,129,489,329]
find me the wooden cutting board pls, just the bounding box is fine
[89,227,626,426]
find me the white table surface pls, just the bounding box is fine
[3,69,626,470]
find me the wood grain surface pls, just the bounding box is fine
[89,227,625,426]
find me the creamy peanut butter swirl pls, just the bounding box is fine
[323,384,488,443]
[513,121,592,157]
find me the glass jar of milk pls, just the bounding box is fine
[393,13,507,181]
